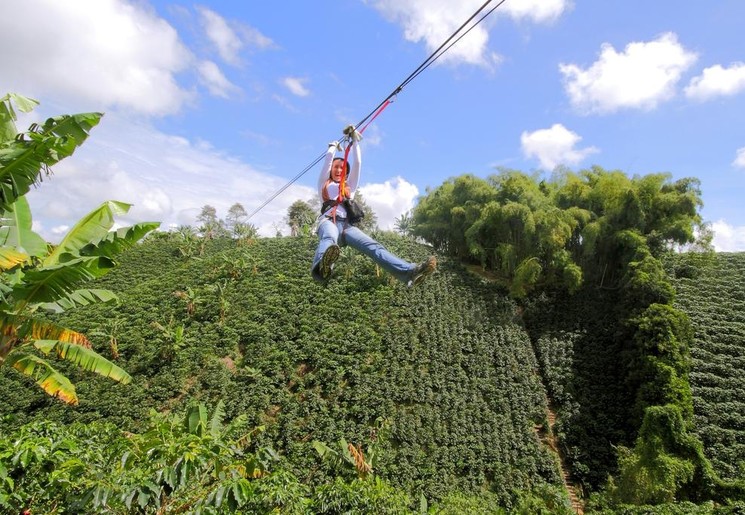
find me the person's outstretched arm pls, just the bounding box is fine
[318,141,338,196]
[346,128,362,195]
[347,141,362,194]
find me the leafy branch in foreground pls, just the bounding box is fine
[0,93,159,404]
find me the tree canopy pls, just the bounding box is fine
[286,199,317,236]
[412,167,705,297]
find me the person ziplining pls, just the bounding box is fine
[311,125,436,286]
[246,0,507,287]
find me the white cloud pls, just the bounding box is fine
[197,6,275,65]
[685,62,745,101]
[560,32,697,114]
[358,177,419,230]
[372,0,491,67]
[711,220,745,252]
[370,0,570,68]
[51,225,70,237]
[24,113,315,241]
[281,77,311,97]
[198,7,244,65]
[734,147,745,169]
[198,60,240,98]
[501,0,573,24]
[0,0,194,116]
[520,123,598,170]
[237,25,276,51]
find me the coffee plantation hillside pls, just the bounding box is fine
[670,253,745,483]
[1,233,572,512]
[4,232,745,513]
[508,250,745,513]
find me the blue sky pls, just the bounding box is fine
[1,0,744,250]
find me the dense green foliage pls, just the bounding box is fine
[413,168,703,297]
[519,262,744,509]
[670,253,745,484]
[0,402,418,513]
[1,233,571,512]
[413,167,745,508]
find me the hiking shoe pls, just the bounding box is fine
[319,244,340,279]
[408,256,436,287]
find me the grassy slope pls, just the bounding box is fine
[1,233,561,504]
[671,252,745,482]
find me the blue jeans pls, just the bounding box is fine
[312,217,416,282]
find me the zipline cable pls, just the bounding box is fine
[246,0,506,221]
[353,0,507,131]
[245,151,327,222]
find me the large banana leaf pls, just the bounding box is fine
[0,247,28,270]
[29,318,91,347]
[81,222,161,259]
[5,351,78,404]
[1,313,91,347]
[0,93,39,141]
[33,339,131,384]
[42,112,102,142]
[0,112,102,212]
[12,255,115,305]
[44,201,130,266]
[186,403,210,436]
[0,100,15,141]
[0,143,58,212]
[0,196,47,257]
[40,288,118,313]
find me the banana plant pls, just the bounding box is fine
[0,93,160,404]
[0,197,160,404]
[0,93,101,212]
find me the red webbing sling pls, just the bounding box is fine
[334,99,394,222]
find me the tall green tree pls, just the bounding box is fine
[413,174,495,257]
[413,167,704,298]
[394,210,414,237]
[225,202,248,238]
[196,205,227,239]
[414,171,584,297]
[286,199,316,236]
[553,167,704,286]
[0,93,159,404]
[350,191,378,233]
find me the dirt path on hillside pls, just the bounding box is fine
[536,401,584,514]
[463,266,585,512]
